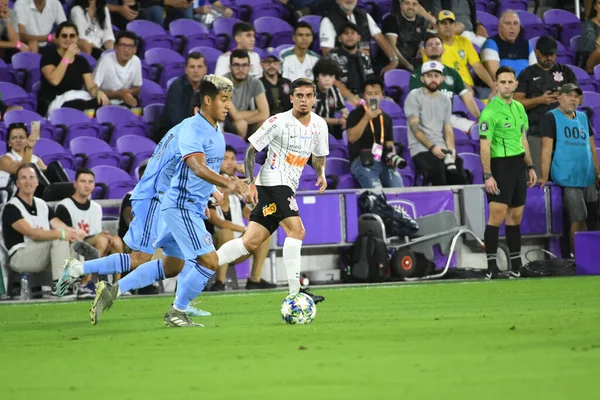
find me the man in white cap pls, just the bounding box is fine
[404,60,469,186]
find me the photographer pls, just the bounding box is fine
[405,61,468,186]
[346,76,404,189]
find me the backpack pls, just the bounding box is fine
[358,191,419,238]
[341,231,388,283]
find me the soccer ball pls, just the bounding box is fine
[280,293,317,324]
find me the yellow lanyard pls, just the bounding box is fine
[369,114,385,145]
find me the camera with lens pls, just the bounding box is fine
[441,149,456,172]
[384,146,407,169]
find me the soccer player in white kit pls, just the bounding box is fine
[215,78,329,303]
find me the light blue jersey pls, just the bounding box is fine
[130,118,191,201]
[161,113,225,217]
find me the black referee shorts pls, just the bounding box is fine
[487,155,528,207]
[249,185,300,234]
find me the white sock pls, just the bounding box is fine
[70,260,84,278]
[216,238,249,266]
[283,237,302,295]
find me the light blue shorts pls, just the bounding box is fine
[153,207,215,260]
[123,197,161,255]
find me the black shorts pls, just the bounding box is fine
[249,185,300,234]
[488,155,527,207]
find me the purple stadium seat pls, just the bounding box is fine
[70,136,121,169]
[274,44,293,57]
[594,64,600,82]
[325,157,355,189]
[297,166,317,191]
[91,166,136,199]
[0,82,35,111]
[566,64,598,92]
[254,17,294,49]
[516,10,553,40]
[371,0,392,22]
[79,52,97,70]
[459,152,483,184]
[169,19,218,55]
[166,76,177,89]
[0,141,5,154]
[401,166,415,187]
[11,52,41,92]
[224,132,248,155]
[383,69,411,103]
[212,17,243,52]
[236,0,282,22]
[48,108,102,146]
[34,138,75,169]
[392,125,410,160]
[126,20,176,54]
[188,46,222,75]
[529,37,574,65]
[475,0,494,13]
[452,95,481,121]
[143,103,164,123]
[0,59,16,84]
[570,35,580,53]
[3,109,54,140]
[328,134,349,159]
[95,105,148,146]
[581,91,600,131]
[543,9,582,46]
[138,79,166,107]
[476,11,499,37]
[116,135,157,172]
[64,167,75,181]
[497,0,529,13]
[380,99,405,126]
[453,127,478,153]
[144,48,185,88]
[298,15,321,53]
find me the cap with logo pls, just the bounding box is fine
[421,61,444,75]
[437,10,456,22]
[262,47,280,62]
[535,35,558,56]
[558,83,582,95]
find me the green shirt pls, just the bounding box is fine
[478,96,528,158]
[409,64,468,104]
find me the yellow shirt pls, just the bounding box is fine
[423,35,479,86]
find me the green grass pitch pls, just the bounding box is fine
[1,277,599,400]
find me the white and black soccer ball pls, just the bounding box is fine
[280,293,317,324]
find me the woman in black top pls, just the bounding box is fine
[38,21,109,116]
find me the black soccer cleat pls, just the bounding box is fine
[300,287,325,304]
[485,267,509,280]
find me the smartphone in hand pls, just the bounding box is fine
[30,121,41,141]
[369,98,378,110]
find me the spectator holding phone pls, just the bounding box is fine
[346,75,404,188]
[0,122,47,198]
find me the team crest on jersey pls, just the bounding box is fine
[444,75,454,85]
[458,50,465,59]
[263,203,277,216]
[288,196,299,212]
[480,122,488,132]
[282,83,290,95]
[504,123,511,128]
[328,96,336,108]
[553,71,564,82]
[203,234,213,246]
[78,220,89,234]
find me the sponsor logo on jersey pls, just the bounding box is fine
[285,153,309,167]
[288,196,299,212]
[262,203,277,216]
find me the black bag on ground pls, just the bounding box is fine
[358,191,419,238]
[521,250,576,277]
[341,231,388,283]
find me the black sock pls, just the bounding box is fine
[505,225,522,271]
[484,225,500,272]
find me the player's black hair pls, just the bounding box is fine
[233,22,255,37]
[230,49,250,64]
[75,168,95,181]
[362,75,385,93]
[312,57,341,80]
[496,66,516,80]
[294,21,314,35]
[225,145,237,155]
[290,78,316,95]
[191,75,234,111]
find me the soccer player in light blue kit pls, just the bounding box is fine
[57,93,220,320]
[90,75,247,327]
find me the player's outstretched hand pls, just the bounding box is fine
[212,189,224,206]
[232,178,248,197]
[315,175,327,194]
[245,183,258,205]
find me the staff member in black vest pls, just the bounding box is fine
[319,0,399,75]
[1,164,78,290]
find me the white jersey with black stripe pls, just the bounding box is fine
[248,110,329,192]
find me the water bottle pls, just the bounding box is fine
[20,274,30,300]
